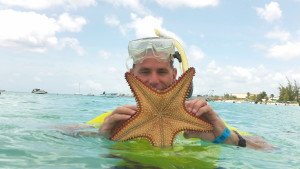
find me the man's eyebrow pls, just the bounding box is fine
[138,68,150,71]
[157,68,169,71]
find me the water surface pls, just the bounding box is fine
[0,92,299,168]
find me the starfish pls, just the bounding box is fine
[110,67,213,147]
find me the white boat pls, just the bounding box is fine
[100,91,118,97]
[32,88,48,94]
[74,83,82,95]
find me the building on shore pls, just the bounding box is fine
[231,93,257,99]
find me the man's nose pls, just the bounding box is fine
[148,73,160,86]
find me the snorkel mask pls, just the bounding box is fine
[126,29,189,75]
[126,37,175,70]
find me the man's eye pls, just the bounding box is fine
[158,70,168,74]
[140,71,150,74]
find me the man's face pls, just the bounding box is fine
[130,58,177,91]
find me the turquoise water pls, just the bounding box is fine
[0,92,299,169]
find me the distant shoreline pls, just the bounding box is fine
[214,100,300,106]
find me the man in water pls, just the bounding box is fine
[97,37,273,150]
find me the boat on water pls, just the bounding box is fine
[100,91,118,97]
[32,88,48,94]
[74,83,82,95]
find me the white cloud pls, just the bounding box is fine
[272,72,286,82]
[38,71,53,76]
[206,60,221,74]
[256,2,282,22]
[102,0,218,15]
[266,41,300,60]
[188,45,205,61]
[85,80,103,92]
[108,66,118,72]
[263,29,300,60]
[121,13,183,42]
[154,0,219,8]
[124,13,164,38]
[0,10,86,54]
[98,50,112,59]
[101,0,148,15]
[59,38,85,56]
[0,10,58,50]
[57,13,86,32]
[265,30,291,42]
[12,73,21,77]
[104,15,120,26]
[34,76,42,82]
[0,0,96,10]
[193,61,298,96]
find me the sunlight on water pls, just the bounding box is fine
[0,92,299,168]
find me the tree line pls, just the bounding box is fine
[278,78,299,103]
[219,78,299,104]
[244,78,299,103]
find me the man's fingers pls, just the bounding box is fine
[194,105,211,117]
[111,106,136,116]
[123,105,138,111]
[186,99,207,115]
[109,114,132,123]
[100,113,132,137]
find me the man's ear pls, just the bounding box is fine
[173,68,177,80]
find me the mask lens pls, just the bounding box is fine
[128,37,175,64]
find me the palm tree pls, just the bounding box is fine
[270,94,274,101]
[246,92,250,100]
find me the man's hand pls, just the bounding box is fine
[99,105,137,138]
[184,99,233,144]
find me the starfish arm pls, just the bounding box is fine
[158,107,213,147]
[111,109,156,139]
[159,68,196,114]
[125,73,166,113]
[165,106,213,129]
[111,116,162,145]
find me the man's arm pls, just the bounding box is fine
[184,98,275,150]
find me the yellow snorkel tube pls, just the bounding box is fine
[154,28,189,75]
[154,28,193,98]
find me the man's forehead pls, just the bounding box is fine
[137,61,169,67]
[138,66,170,71]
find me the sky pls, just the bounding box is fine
[1,0,300,96]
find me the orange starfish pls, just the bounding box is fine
[110,67,213,147]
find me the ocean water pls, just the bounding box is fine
[0,92,299,169]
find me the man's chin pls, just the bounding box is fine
[149,86,164,91]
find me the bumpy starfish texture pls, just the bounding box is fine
[110,67,213,147]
